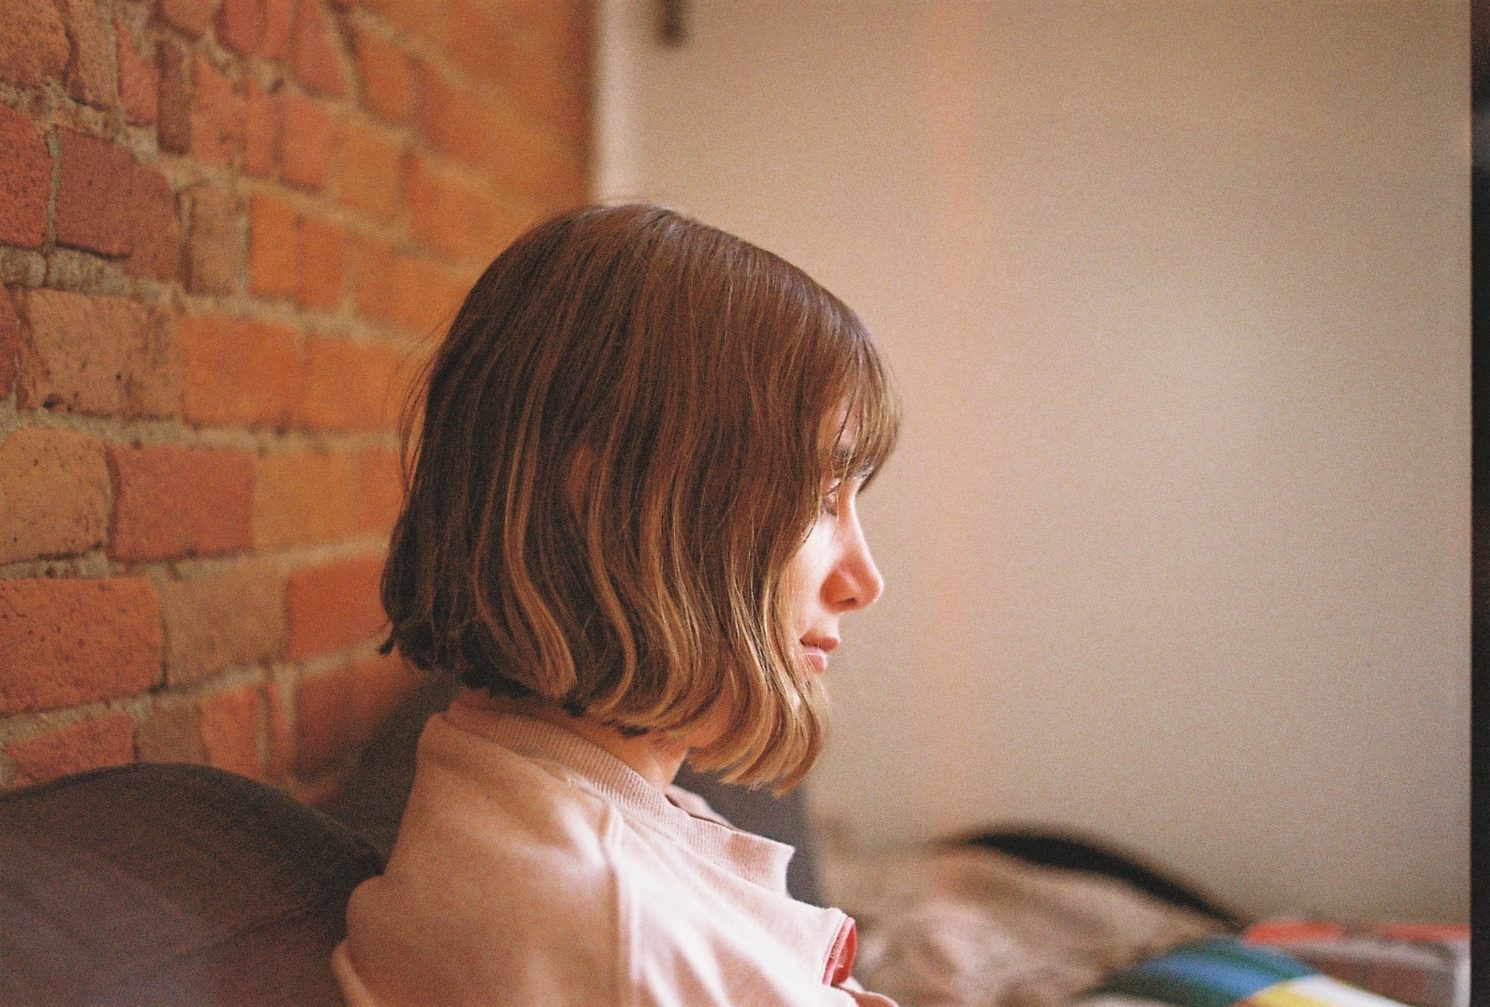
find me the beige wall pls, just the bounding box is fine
[596,0,1469,922]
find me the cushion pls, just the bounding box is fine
[957,828,1242,928]
[0,762,383,1007]
[819,841,1227,1007]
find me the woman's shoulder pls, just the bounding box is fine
[398,708,621,879]
[338,712,624,1005]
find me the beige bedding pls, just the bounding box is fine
[819,843,1224,1007]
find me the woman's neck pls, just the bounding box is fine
[454,688,690,791]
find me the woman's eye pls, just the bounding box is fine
[820,482,842,517]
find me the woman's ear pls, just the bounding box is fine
[565,446,597,516]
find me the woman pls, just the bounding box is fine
[332,204,900,1007]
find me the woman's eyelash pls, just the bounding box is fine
[820,482,842,516]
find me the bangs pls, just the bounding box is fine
[825,316,900,489]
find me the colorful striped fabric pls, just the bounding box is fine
[1076,937,1409,1007]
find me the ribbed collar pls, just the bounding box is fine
[441,702,796,894]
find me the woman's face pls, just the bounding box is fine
[781,472,884,675]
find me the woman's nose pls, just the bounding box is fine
[828,514,884,612]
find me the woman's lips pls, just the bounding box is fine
[801,637,838,674]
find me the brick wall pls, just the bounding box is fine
[0,0,590,799]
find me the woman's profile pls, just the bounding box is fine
[332,204,900,1007]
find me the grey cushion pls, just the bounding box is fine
[0,762,383,1007]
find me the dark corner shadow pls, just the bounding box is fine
[1470,0,1487,997]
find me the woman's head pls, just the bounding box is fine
[383,204,897,787]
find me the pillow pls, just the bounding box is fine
[0,762,383,1007]
[818,842,1225,1007]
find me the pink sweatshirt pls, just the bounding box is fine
[332,703,897,1007]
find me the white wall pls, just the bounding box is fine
[595,0,1469,923]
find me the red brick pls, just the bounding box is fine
[261,0,294,59]
[414,66,585,201]
[518,56,588,151]
[395,249,477,333]
[131,205,183,286]
[357,447,404,533]
[350,237,394,319]
[134,702,205,763]
[16,289,181,419]
[292,651,417,774]
[352,26,413,124]
[179,315,300,427]
[265,680,291,779]
[443,0,504,85]
[500,0,585,47]
[190,53,245,167]
[217,0,260,56]
[124,164,181,280]
[115,17,159,125]
[55,130,184,278]
[55,129,135,256]
[336,121,402,222]
[293,665,354,773]
[243,79,279,176]
[200,686,263,779]
[416,69,502,172]
[291,0,351,98]
[248,192,299,297]
[0,107,52,249]
[280,91,339,190]
[406,153,522,262]
[0,289,16,398]
[0,578,160,714]
[549,0,592,96]
[0,0,69,90]
[363,0,444,41]
[355,241,473,332]
[107,444,253,561]
[157,0,216,36]
[8,715,135,787]
[184,184,239,294]
[160,50,242,165]
[58,0,118,107]
[449,0,587,146]
[352,651,420,735]
[159,561,284,684]
[286,553,386,659]
[0,428,110,565]
[156,40,191,154]
[499,120,585,206]
[297,214,344,309]
[251,449,361,548]
[297,337,398,430]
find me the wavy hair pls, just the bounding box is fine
[382,204,897,788]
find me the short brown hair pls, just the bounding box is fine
[383,204,897,787]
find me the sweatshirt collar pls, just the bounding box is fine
[441,702,797,894]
